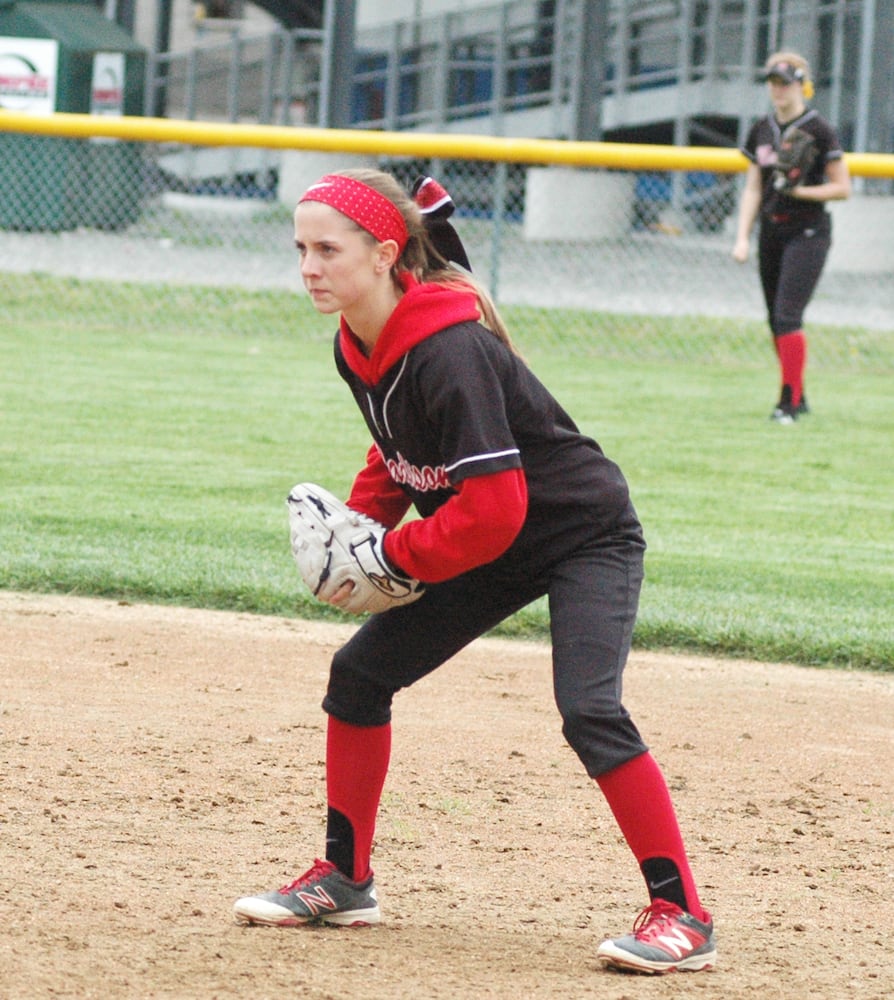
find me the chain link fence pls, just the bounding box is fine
[1,129,892,371]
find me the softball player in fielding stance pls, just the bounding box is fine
[233,169,716,974]
[732,51,851,423]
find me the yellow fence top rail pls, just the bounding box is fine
[1,110,891,177]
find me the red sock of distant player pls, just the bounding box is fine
[775,330,807,407]
[596,751,709,922]
[325,716,391,881]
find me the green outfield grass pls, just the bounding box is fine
[2,275,892,670]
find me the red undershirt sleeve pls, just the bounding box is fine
[347,444,412,529]
[383,468,528,583]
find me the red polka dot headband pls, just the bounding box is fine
[298,175,409,252]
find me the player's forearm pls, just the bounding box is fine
[735,188,761,241]
[348,444,412,527]
[789,180,850,202]
[790,159,851,203]
[384,468,527,582]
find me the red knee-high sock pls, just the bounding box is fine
[325,716,391,882]
[775,330,807,407]
[596,751,708,922]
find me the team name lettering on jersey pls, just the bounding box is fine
[385,451,451,492]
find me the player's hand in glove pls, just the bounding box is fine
[287,483,425,615]
[773,126,818,193]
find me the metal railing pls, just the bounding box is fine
[146,25,324,124]
[141,0,889,158]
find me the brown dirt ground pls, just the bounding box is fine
[1,590,892,1000]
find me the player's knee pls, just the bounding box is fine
[323,648,394,726]
[772,314,803,336]
[560,706,647,778]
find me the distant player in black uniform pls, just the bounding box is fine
[732,51,851,422]
[234,169,716,974]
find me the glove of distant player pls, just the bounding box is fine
[286,483,424,615]
[773,126,818,193]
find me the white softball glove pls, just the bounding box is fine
[286,482,424,615]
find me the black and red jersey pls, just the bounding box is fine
[741,109,844,227]
[333,273,634,582]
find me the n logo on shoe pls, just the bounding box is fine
[295,886,338,915]
[655,926,697,960]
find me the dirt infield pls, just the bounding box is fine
[2,590,892,1000]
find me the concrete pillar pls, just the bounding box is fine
[523,167,634,241]
[277,151,376,209]
[826,195,894,273]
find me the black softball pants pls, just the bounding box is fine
[322,522,649,778]
[758,215,832,336]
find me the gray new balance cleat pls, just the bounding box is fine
[234,858,381,927]
[597,899,716,974]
